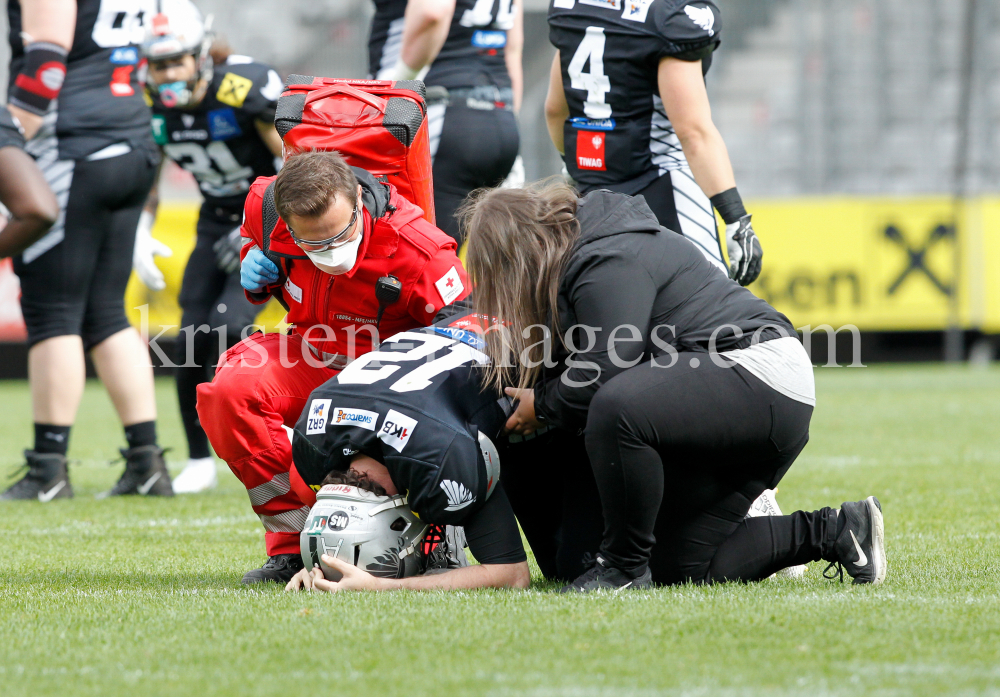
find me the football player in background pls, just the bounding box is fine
[3,0,170,501]
[286,318,531,592]
[545,0,763,286]
[136,0,285,493]
[0,105,58,258]
[369,0,523,243]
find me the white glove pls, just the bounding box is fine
[132,210,173,291]
[376,58,429,82]
[501,155,525,189]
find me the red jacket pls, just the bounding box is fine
[240,172,469,363]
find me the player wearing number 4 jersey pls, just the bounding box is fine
[136,0,285,493]
[546,0,762,285]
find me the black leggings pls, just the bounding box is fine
[174,213,261,459]
[15,149,155,349]
[585,353,838,583]
[504,354,841,585]
[430,103,520,243]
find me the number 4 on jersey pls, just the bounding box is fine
[567,27,611,119]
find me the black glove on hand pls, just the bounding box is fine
[726,214,763,286]
[213,227,243,275]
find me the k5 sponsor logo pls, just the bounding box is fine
[377,409,418,453]
[332,407,378,431]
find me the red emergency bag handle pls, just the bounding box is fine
[303,83,387,110]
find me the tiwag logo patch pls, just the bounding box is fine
[377,409,418,452]
[306,399,332,435]
[576,131,606,170]
[332,407,378,431]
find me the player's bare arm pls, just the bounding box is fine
[7,0,76,139]
[0,145,58,258]
[380,0,457,80]
[544,51,569,155]
[656,56,735,199]
[287,557,530,593]
[504,0,524,114]
[254,119,284,158]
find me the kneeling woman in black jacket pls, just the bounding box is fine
[462,181,887,591]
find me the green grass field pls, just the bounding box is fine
[2,366,1000,696]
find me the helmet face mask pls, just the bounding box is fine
[300,485,430,581]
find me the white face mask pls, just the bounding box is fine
[303,226,364,275]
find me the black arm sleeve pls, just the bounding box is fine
[533,253,658,430]
[433,295,476,325]
[461,483,528,566]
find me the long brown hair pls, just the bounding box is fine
[460,179,580,395]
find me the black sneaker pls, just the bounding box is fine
[1,451,73,501]
[560,555,653,593]
[100,445,174,498]
[241,553,305,585]
[824,496,886,585]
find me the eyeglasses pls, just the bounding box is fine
[288,204,360,252]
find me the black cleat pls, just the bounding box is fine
[241,553,305,585]
[1,451,73,501]
[824,496,887,585]
[100,445,174,498]
[560,555,653,593]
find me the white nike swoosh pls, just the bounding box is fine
[37,480,66,502]
[850,530,868,567]
[137,472,162,495]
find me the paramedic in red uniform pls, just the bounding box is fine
[196,150,470,584]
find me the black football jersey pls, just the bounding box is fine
[293,316,508,526]
[369,0,513,89]
[7,0,156,161]
[548,0,720,193]
[151,57,281,213]
[0,106,26,150]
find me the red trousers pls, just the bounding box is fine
[197,332,335,556]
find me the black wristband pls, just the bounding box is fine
[10,42,68,116]
[709,187,748,226]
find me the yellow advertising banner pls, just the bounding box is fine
[120,197,1000,337]
[741,197,999,332]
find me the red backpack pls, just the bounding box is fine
[274,76,435,224]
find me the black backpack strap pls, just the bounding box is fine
[259,180,289,310]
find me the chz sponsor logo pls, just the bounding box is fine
[306,398,332,434]
[377,409,417,453]
[471,30,507,49]
[332,407,378,431]
[570,117,616,131]
[110,47,139,65]
[432,326,486,351]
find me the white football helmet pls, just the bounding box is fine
[141,0,214,107]
[300,484,429,580]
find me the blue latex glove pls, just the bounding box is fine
[241,247,279,292]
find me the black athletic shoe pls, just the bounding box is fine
[1,451,73,501]
[560,555,653,593]
[241,553,305,585]
[824,496,886,585]
[100,445,174,498]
